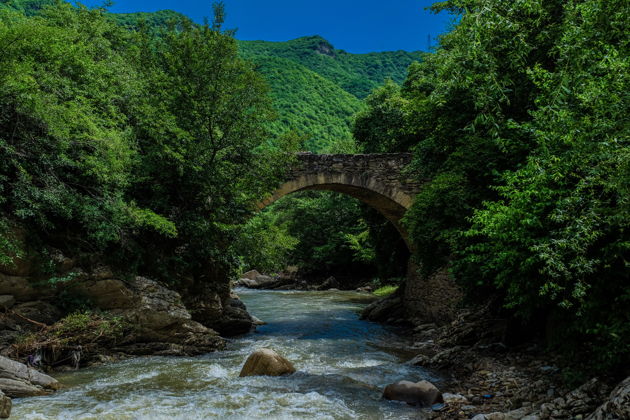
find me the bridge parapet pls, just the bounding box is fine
[288,153,422,204]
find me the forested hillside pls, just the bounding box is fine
[106,8,422,152]
[0,0,295,299]
[250,56,363,152]
[0,0,414,295]
[354,0,629,378]
[240,36,423,99]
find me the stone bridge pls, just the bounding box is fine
[257,153,422,245]
[257,153,461,322]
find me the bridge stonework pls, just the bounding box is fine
[258,153,422,244]
[258,152,460,323]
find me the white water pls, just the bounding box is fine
[12,289,436,419]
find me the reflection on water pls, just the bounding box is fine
[12,289,435,419]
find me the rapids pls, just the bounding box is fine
[12,289,436,419]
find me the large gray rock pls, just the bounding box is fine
[209,297,255,336]
[0,355,60,397]
[0,390,10,418]
[239,348,295,377]
[236,278,258,288]
[186,289,256,337]
[382,380,442,407]
[240,270,261,281]
[71,275,225,354]
[587,376,630,420]
[236,274,278,289]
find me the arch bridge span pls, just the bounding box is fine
[257,153,422,246]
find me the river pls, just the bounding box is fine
[12,289,437,419]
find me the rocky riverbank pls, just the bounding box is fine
[233,269,374,292]
[364,293,630,419]
[0,246,260,366]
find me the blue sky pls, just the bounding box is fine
[93,0,453,53]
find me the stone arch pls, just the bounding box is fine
[256,154,421,249]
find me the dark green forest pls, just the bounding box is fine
[0,0,628,380]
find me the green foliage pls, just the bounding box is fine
[373,285,398,297]
[0,2,292,292]
[0,4,149,249]
[0,0,53,15]
[0,220,21,267]
[54,311,125,339]
[264,192,369,274]
[234,209,298,273]
[240,36,422,99]
[353,79,415,153]
[252,56,364,152]
[14,310,128,358]
[110,9,186,30]
[356,0,629,375]
[457,0,630,373]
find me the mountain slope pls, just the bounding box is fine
[255,56,364,152]
[1,2,417,152]
[239,36,423,99]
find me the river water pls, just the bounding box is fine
[12,289,436,419]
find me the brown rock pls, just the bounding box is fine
[74,276,225,353]
[239,348,296,377]
[241,270,261,281]
[361,294,404,323]
[72,279,134,310]
[383,379,442,407]
[316,276,339,290]
[0,274,40,301]
[0,390,10,418]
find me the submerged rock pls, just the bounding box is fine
[239,348,296,377]
[382,380,442,407]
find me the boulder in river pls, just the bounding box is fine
[382,380,442,407]
[241,270,261,281]
[239,348,296,377]
[235,274,279,289]
[0,355,60,397]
